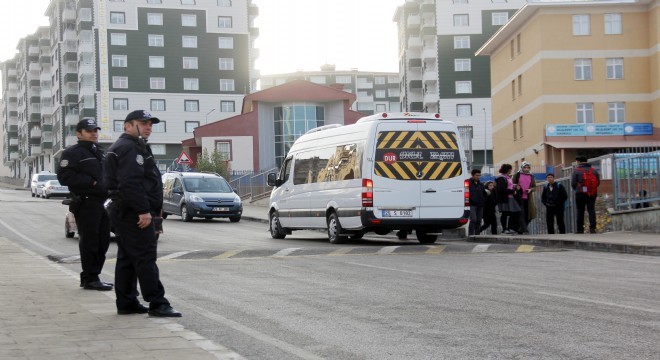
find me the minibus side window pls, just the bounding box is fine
[279,157,292,183]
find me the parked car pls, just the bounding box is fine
[30,172,58,197]
[41,180,70,199]
[162,171,243,222]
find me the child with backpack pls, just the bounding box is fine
[571,156,600,234]
[541,173,568,234]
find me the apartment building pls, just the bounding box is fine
[477,0,660,170]
[259,64,401,116]
[393,0,526,168]
[1,0,259,180]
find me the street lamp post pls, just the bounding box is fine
[205,108,216,125]
[483,108,488,169]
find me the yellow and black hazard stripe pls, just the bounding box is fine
[374,131,463,180]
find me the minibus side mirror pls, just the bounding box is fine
[267,173,279,187]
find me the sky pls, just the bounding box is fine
[0,0,402,77]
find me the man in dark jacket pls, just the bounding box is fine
[468,169,486,236]
[541,173,568,234]
[104,110,181,317]
[571,156,601,234]
[57,119,112,291]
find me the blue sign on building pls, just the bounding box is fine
[546,123,653,137]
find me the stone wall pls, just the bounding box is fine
[609,207,660,233]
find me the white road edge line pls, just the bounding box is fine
[472,244,491,253]
[271,248,301,257]
[377,246,400,255]
[536,291,660,314]
[160,250,197,260]
[0,218,62,255]
[345,261,423,275]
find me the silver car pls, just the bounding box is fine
[41,180,70,199]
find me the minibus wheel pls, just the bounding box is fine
[327,212,347,244]
[416,230,437,244]
[269,211,286,239]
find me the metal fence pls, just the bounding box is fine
[228,168,277,202]
[612,151,659,210]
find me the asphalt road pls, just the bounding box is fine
[2,188,659,359]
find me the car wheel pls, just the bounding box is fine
[269,211,286,239]
[416,230,437,244]
[181,205,193,222]
[44,193,50,199]
[65,221,75,238]
[229,216,241,223]
[31,190,35,198]
[327,212,347,244]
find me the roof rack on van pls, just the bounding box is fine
[304,124,343,135]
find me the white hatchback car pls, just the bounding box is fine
[31,172,58,197]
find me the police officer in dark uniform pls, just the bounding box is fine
[104,110,181,317]
[57,118,113,291]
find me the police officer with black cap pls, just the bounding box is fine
[104,110,181,317]
[57,118,113,291]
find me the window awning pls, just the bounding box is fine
[546,140,660,149]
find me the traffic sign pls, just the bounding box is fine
[176,151,192,164]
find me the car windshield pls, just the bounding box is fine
[183,177,232,193]
[46,180,61,186]
[38,174,58,181]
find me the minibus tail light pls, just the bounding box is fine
[464,179,470,208]
[362,178,373,207]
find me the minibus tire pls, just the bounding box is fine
[327,212,347,244]
[269,211,286,239]
[416,230,437,244]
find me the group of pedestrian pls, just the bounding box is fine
[468,156,600,236]
[57,110,181,317]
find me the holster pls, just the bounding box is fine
[68,195,83,214]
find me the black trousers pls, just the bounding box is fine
[480,209,497,234]
[74,198,110,283]
[575,194,597,232]
[545,205,565,234]
[110,208,169,310]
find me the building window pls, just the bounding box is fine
[572,14,590,36]
[574,59,592,80]
[492,12,508,26]
[454,35,470,49]
[513,119,517,141]
[218,37,233,49]
[336,75,351,84]
[152,122,166,133]
[184,100,199,112]
[510,39,515,59]
[151,99,166,111]
[149,56,164,68]
[273,104,325,165]
[375,76,386,85]
[516,33,521,54]
[608,102,625,123]
[454,58,471,71]
[110,33,126,46]
[604,13,622,35]
[111,55,127,67]
[453,14,469,27]
[218,58,234,70]
[110,12,125,24]
[220,100,235,112]
[181,0,196,4]
[182,35,197,48]
[183,57,198,69]
[455,81,472,94]
[113,98,128,110]
[511,80,516,100]
[183,78,199,90]
[112,76,128,88]
[185,121,199,132]
[218,16,232,28]
[576,103,594,124]
[517,75,522,96]
[147,13,163,25]
[310,76,326,84]
[375,90,386,99]
[181,14,197,27]
[150,77,165,89]
[606,58,624,79]
[148,34,164,47]
[150,144,166,154]
[376,104,387,112]
[456,104,472,117]
[518,116,523,138]
[114,120,124,132]
[218,0,232,6]
[220,79,235,91]
[388,88,400,97]
[216,141,231,160]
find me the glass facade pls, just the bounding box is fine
[274,103,325,166]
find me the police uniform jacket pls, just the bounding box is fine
[104,133,163,215]
[57,141,107,198]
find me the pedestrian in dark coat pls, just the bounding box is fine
[571,156,601,233]
[57,119,112,291]
[495,164,521,235]
[480,181,498,235]
[541,173,568,234]
[468,169,486,236]
[104,110,181,317]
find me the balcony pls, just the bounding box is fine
[410,102,424,112]
[78,40,93,54]
[65,113,79,126]
[422,46,437,59]
[424,92,438,104]
[407,15,420,28]
[8,152,19,161]
[30,127,42,138]
[63,8,76,22]
[249,27,260,37]
[409,80,423,89]
[9,138,19,147]
[249,3,259,15]
[65,135,77,147]
[407,36,422,49]
[423,68,438,81]
[30,145,42,155]
[356,81,374,90]
[28,45,40,56]
[63,29,77,42]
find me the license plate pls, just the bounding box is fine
[212,207,229,212]
[382,210,413,217]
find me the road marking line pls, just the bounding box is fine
[345,262,423,275]
[60,255,81,262]
[328,247,355,256]
[0,218,62,255]
[377,246,400,255]
[425,245,447,254]
[213,249,243,259]
[271,248,301,257]
[472,244,491,253]
[536,291,660,314]
[516,245,535,253]
[160,251,195,260]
